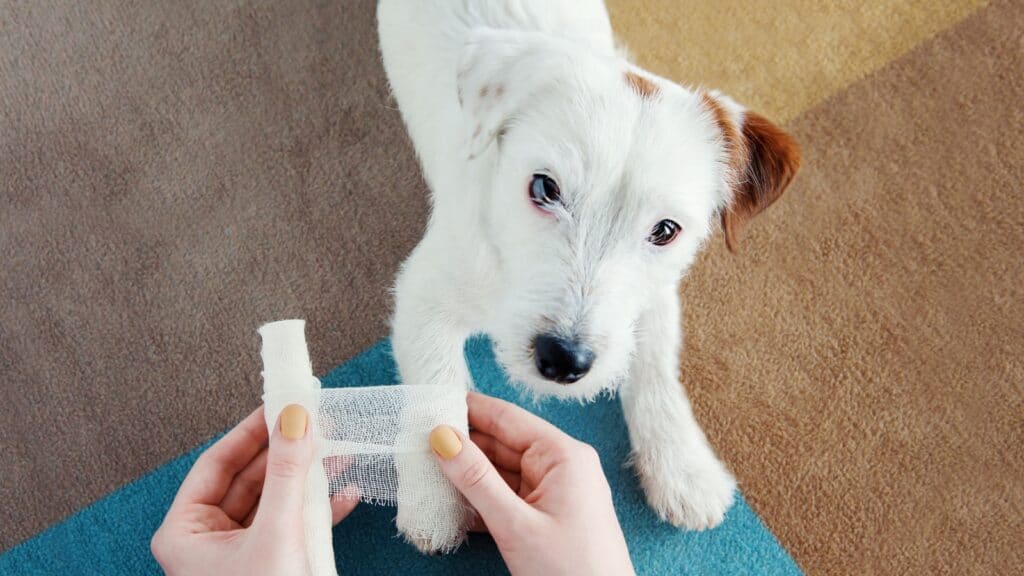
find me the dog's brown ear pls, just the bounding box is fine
[703,94,801,251]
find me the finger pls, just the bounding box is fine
[463,466,520,533]
[495,467,521,494]
[468,515,489,533]
[251,405,313,537]
[518,435,592,493]
[242,502,258,528]
[217,448,268,523]
[331,485,361,525]
[467,391,566,452]
[239,502,256,524]
[172,407,268,508]
[429,425,536,532]
[467,441,523,492]
[470,430,522,472]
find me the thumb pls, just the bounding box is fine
[429,425,533,531]
[253,404,313,535]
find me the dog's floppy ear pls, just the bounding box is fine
[457,29,567,158]
[702,92,801,251]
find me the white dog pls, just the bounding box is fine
[378,0,800,552]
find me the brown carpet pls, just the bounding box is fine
[1,1,1021,574]
[0,0,427,550]
[679,2,1024,573]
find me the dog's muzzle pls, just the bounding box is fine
[533,334,595,384]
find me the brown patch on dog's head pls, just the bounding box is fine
[702,93,801,251]
[701,93,747,176]
[625,71,659,99]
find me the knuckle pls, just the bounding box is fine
[240,422,266,449]
[569,441,602,469]
[150,529,168,565]
[461,458,492,489]
[577,443,600,463]
[267,457,303,480]
[487,402,514,438]
[550,437,583,458]
[193,450,214,471]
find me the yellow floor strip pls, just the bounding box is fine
[607,0,987,123]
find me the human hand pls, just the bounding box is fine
[429,392,635,576]
[151,405,358,575]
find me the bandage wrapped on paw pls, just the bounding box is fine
[259,320,468,576]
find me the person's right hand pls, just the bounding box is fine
[429,392,635,576]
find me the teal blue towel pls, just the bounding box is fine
[0,338,802,575]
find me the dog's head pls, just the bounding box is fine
[459,29,800,399]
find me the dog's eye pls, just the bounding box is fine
[529,174,561,208]
[648,219,681,246]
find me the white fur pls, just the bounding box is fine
[378,0,738,551]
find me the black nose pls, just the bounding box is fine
[533,334,595,384]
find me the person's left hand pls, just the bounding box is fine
[151,405,358,575]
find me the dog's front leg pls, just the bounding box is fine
[391,244,473,553]
[621,286,737,530]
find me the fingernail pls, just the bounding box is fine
[429,425,462,460]
[280,404,307,440]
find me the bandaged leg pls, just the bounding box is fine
[258,320,468,575]
[393,396,470,551]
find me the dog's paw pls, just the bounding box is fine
[395,495,468,554]
[634,447,737,531]
[399,530,464,555]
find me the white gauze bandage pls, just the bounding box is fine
[259,320,468,576]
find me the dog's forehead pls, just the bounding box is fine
[526,75,723,219]
[625,89,724,212]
